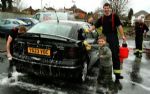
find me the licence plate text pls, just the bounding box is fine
[27,47,50,56]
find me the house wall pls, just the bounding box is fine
[78,13,86,19]
[145,20,150,26]
[145,15,150,26]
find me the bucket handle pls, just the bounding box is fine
[122,41,128,47]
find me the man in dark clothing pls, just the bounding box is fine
[88,3,126,84]
[6,26,27,78]
[134,18,149,57]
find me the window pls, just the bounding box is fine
[4,20,11,24]
[13,21,20,25]
[33,14,40,20]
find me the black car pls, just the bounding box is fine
[12,20,99,82]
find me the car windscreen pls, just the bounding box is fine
[20,18,39,24]
[16,20,27,25]
[19,19,29,24]
[28,22,72,38]
[31,19,39,24]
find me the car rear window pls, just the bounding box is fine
[28,22,72,37]
[31,19,39,24]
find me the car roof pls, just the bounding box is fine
[17,17,35,20]
[17,18,39,23]
[4,18,20,21]
[3,18,24,22]
[3,18,27,23]
[17,18,38,21]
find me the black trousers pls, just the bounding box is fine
[101,33,122,81]
[135,36,143,51]
[106,35,121,74]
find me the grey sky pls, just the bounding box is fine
[129,0,150,13]
[23,0,150,13]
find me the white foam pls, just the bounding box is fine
[124,79,150,92]
[15,81,68,94]
[0,71,24,86]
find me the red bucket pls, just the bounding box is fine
[119,47,129,58]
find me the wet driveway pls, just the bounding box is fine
[0,38,150,94]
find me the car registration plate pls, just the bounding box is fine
[27,47,50,56]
